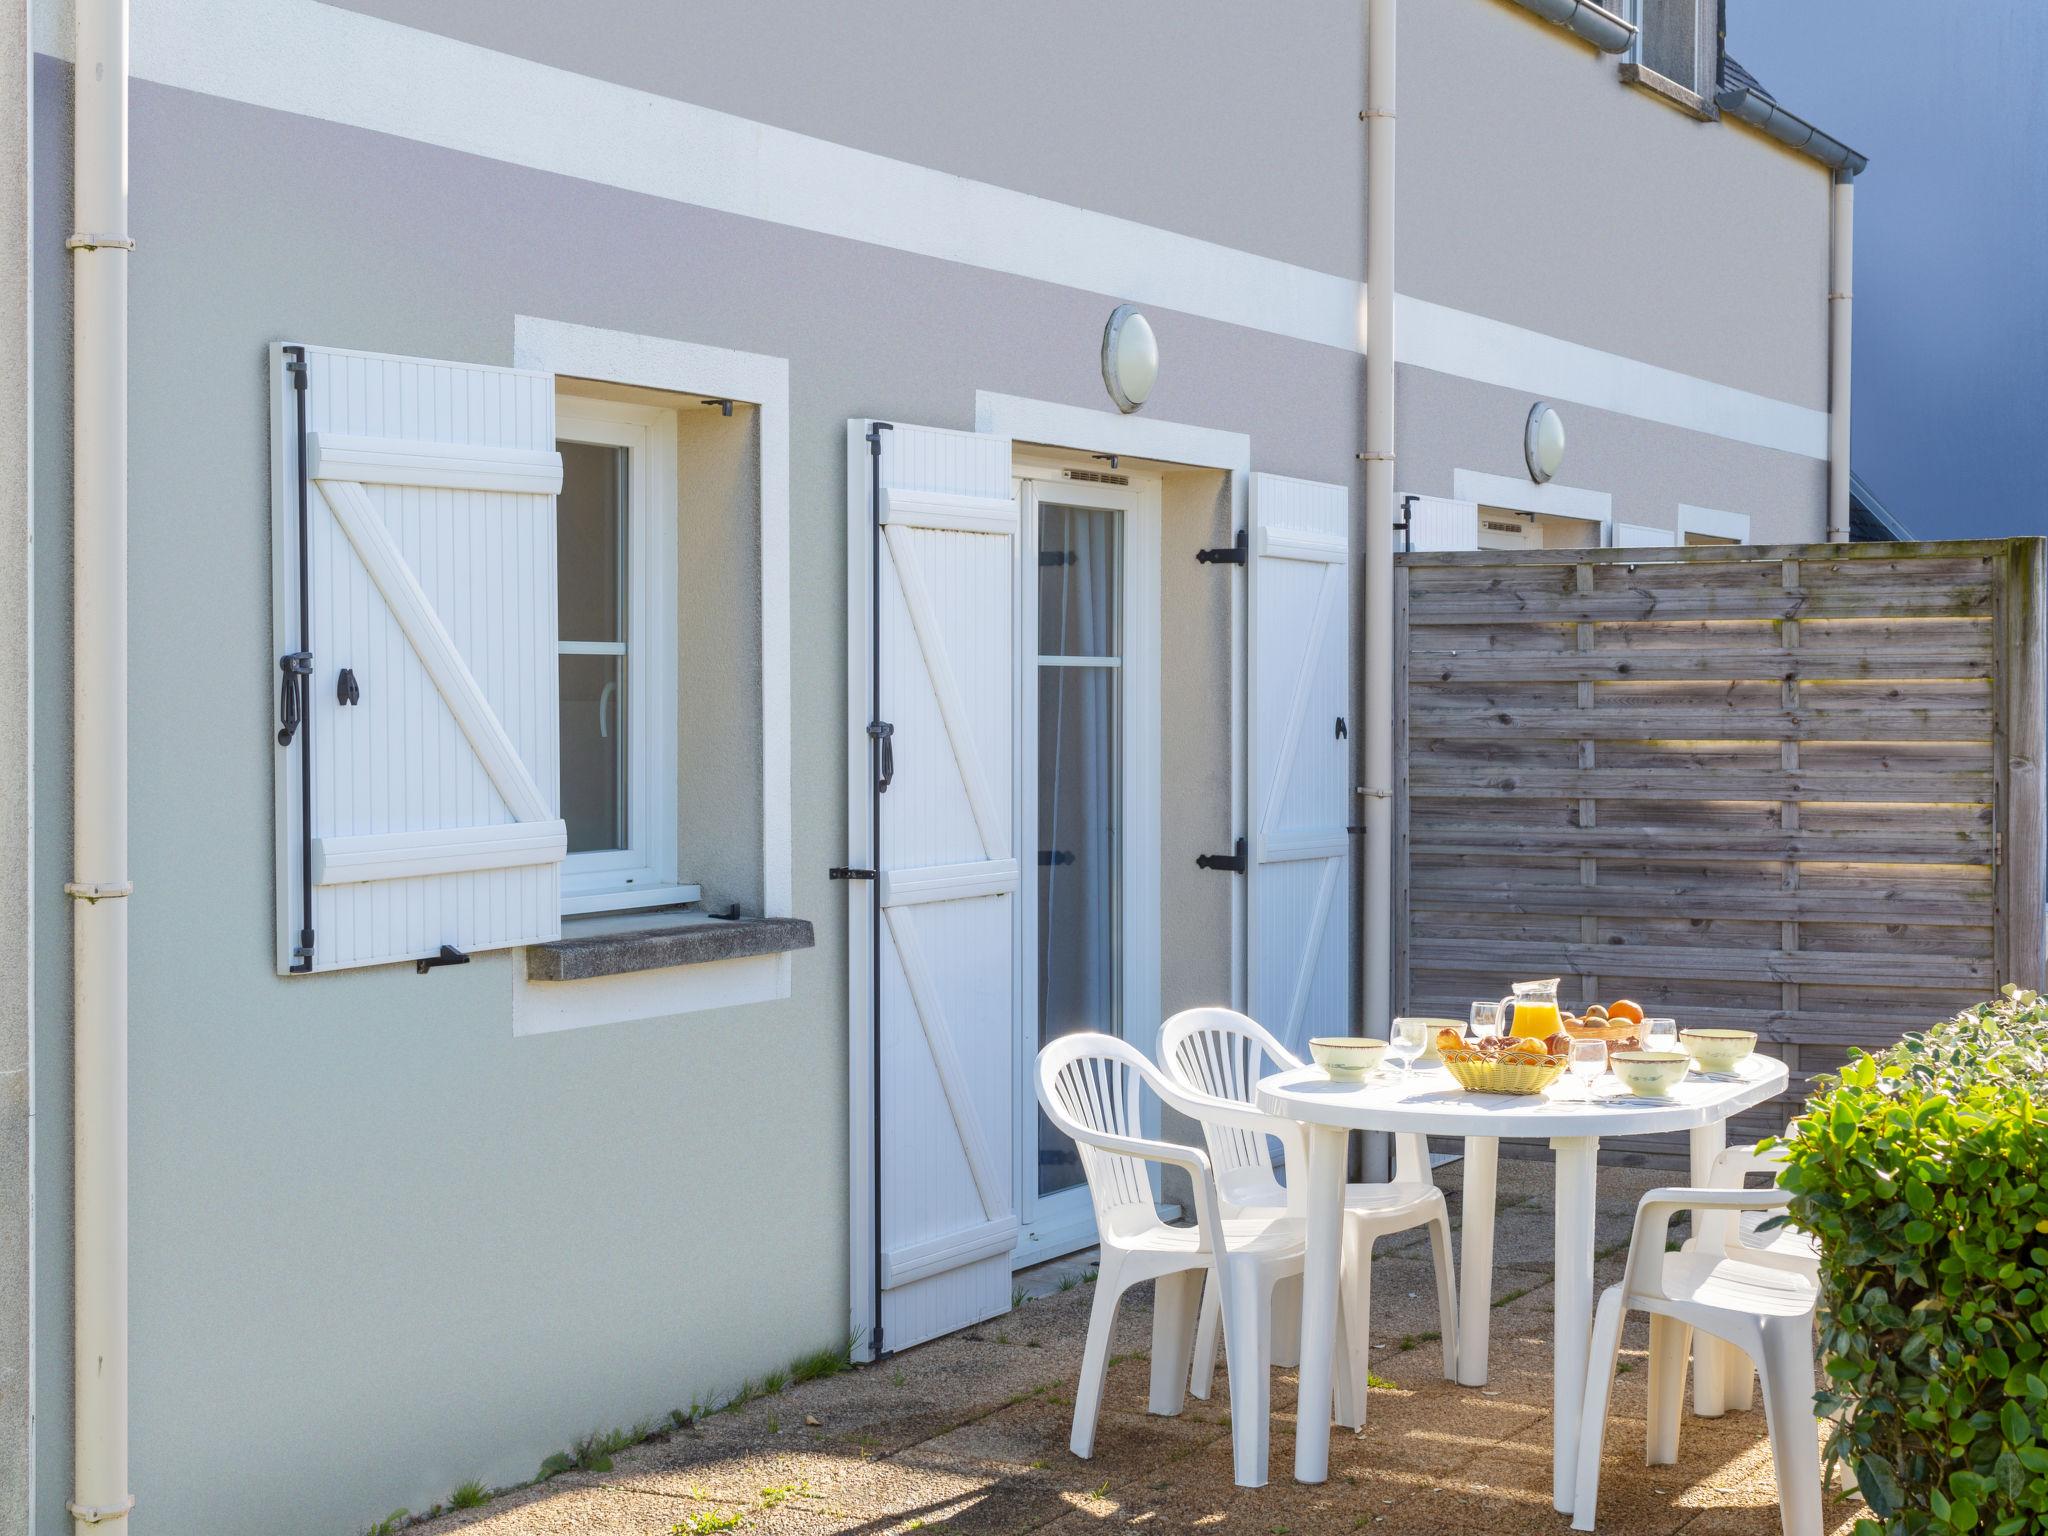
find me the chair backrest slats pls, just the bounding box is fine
[1041,1037,1162,1230]
[1159,1007,1296,1194]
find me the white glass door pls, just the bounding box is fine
[1014,474,1160,1261]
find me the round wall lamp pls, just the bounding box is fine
[1524,400,1566,484]
[1101,304,1158,414]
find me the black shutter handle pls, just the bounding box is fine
[869,719,895,793]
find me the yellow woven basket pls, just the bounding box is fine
[1441,1047,1568,1096]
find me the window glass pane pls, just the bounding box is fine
[1035,660,1122,1198]
[1038,502,1122,658]
[1640,0,1699,88]
[557,440,626,643]
[560,653,626,854]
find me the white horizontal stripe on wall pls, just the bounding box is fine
[43,0,1826,458]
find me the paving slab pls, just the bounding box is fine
[405,1161,1853,1536]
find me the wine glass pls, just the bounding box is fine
[1567,1038,1608,1099]
[1387,1016,1429,1083]
[1469,1001,1503,1041]
[1643,1016,1679,1052]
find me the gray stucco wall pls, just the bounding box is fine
[1398,363,1827,544]
[1,0,32,1530]
[27,66,1363,1536]
[324,0,1372,285]
[1403,0,1833,410]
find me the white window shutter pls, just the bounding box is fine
[1404,494,1479,551]
[846,420,1018,1358]
[272,344,567,974]
[1613,522,1679,547]
[1248,473,1352,1061]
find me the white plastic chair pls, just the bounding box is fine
[1572,1184,1822,1535]
[1159,1007,1459,1412]
[1037,1033,1358,1487]
[1684,1143,1821,1414]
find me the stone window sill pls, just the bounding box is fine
[526,909,814,982]
[1618,62,1716,121]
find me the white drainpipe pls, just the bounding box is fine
[1827,171,1854,543]
[1361,0,1396,1060]
[67,0,132,1527]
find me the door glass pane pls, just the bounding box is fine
[557,439,628,854]
[559,653,626,852]
[1039,501,1121,658]
[1036,502,1123,1199]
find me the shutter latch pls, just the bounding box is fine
[416,943,470,975]
[1196,837,1247,874]
[276,650,313,746]
[1195,530,1248,566]
[868,719,895,793]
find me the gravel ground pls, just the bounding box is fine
[401,1157,1862,1536]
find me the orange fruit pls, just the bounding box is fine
[1608,999,1645,1026]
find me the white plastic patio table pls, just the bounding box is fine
[1256,1055,1789,1511]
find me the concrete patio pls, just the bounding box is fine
[405,1157,1861,1536]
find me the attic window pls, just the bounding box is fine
[1618,0,1716,117]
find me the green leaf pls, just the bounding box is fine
[2001,1401,2030,1444]
[1859,1455,1905,1517]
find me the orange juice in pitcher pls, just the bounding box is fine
[1501,978,1562,1040]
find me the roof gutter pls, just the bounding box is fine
[1716,82,1868,176]
[1504,0,1636,54]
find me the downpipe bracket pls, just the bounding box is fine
[67,1497,135,1525]
[65,233,134,252]
[63,881,134,902]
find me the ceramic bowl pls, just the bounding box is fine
[1679,1028,1757,1074]
[1609,1050,1690,1098]
[1309,1037,1389,1082]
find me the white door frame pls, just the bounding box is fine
[1011,464,1161,1261]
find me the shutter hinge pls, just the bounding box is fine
[829,867,877,881]
[1196,837,1247,874]
[1195,529,1248,566]
[416,943,470,976]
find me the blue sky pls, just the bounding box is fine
[1725,1,2047,539]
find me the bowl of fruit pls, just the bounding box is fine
[1560,998,1647,1049]
[1436,1029,1570,1095]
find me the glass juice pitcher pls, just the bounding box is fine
[1500,978,1562,1040]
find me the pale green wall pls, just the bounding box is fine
[0,0,32,1528]
[26,66,1363,1536]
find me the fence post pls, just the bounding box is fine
[2000,538,2045,990]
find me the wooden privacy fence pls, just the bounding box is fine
[1394,538,2045,1160]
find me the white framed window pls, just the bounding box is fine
[1620,0,1716,108]
[1678,503,1751,546]
[555,396,683,914]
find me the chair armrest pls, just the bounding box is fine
[1060,1123,1230,1241]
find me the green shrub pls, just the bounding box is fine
[1773,986,2048,1534]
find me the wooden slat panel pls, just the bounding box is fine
[1406,586,1993,625]
[1410,938,1992,988]
[1408,705,1992,742]
[1393,540,2046,1125]
[1409,649,1994,683]
[1407,766,1992,802]
[1410,881,1992,927]
[1409,825,1992,863]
